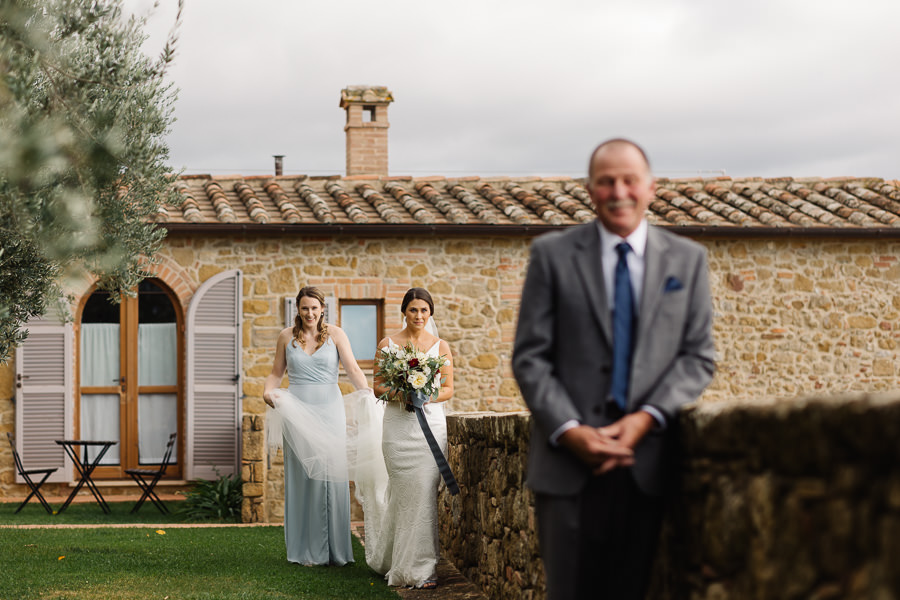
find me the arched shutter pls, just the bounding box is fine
[185,269,242,480]
[14,309,73,483]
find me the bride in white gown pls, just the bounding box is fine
[360,287,455,589]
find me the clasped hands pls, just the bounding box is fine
[558,411,654,475]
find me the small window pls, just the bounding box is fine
[363,105,376,123]
[339,299,383,368]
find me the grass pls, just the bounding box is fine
[0,500,194,525]
[0,503,398,599]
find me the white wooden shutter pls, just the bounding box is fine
[185,269,242,480]
[14,309,73,483]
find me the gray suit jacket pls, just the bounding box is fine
[512,222,716,496]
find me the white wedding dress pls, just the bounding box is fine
[354,338,447,588]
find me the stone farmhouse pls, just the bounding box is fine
[2,86,899,523]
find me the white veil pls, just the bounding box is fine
[266,386,385,483]
[402,315,438,337]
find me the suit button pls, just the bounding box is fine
[593,406,603,415]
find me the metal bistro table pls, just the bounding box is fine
[55,440,118,514]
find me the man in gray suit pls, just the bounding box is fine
[512,139,716,600]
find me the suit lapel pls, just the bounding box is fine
[573,224,613,346]
[636,227,671,349]
[630,227,671,407]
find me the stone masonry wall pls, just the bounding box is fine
[657,392,900,600]
[160,233,529,522]
[4,233,900,523]
[441,395,900,600]
[439,411,542,599]
[704,238,900,402]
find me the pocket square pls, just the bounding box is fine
[664,276,683,292]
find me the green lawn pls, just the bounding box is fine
[0,503,397,599]
[0,500,193,525]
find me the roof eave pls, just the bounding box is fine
[157,222,900,240]
[158,222,568,237]
[668,225,900,240]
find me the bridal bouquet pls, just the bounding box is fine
[375,343,447,412]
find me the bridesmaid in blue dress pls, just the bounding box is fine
[264,286,370,566]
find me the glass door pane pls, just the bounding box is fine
[80,294,121,465]
[136,281,178,465]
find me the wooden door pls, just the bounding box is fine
[77,279,182,479]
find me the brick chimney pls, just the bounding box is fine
[340,86,394,176]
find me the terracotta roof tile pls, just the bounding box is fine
[294,181,336,223]
[382,181,436,224]
[356,183,404,223]
[161,175,900,233]
[324,180,368,223]
[174,181,203,223]
[263,179,301,223]
[477,182,532,225]
[536,184,594,223]
[505,182,566,225]
[234,181,269,224]
[703,183,787,226]
[411,181,468,224]
[446,182,500,224]
[203,180,237,223]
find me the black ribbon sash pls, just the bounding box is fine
[411,391,460,495]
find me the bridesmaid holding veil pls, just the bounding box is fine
[263,286,370,566]
[364,287,455,589]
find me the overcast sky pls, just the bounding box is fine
[125,0,900,180]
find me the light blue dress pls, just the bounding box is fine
[283,338,353,566]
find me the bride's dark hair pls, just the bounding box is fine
[400,287,435,316]
[292,286,329,348]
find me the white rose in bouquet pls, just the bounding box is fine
[407,371,428,390]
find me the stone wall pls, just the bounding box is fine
[5,232,900,523]
[163,232,531,521]
[704,238,900,402]
[442,394,900,600]
[439,411,542,599]
[661,392,900,600]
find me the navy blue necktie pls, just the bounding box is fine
[610,242,634,410]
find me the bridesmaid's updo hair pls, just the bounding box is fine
[400,287,435,316]
[292,286,329,349]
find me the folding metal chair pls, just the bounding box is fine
[125,432,177,514]
[7,432,58,514]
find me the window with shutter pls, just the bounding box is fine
[15,310,73,483]
[185,269,242,480]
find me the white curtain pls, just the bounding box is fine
[138,323,177,464]
[80,324,121,464]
